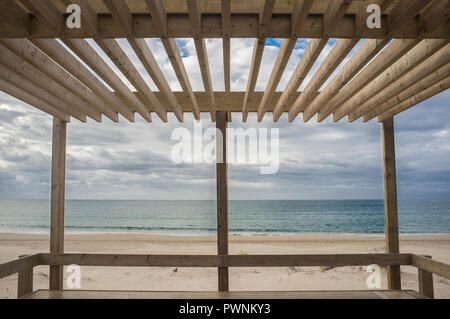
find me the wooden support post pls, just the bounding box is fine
[381,117,401,289]
[49,117,67,290]
[418,256,434,299]
[216,111,229,291]
[17,255,33,298]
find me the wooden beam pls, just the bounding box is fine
[242,0,275,122]
[0,12,449,39]
[0,39,111,122]
[49,117,66,290]
[411,254,450,281]
[216,111,229,291]
[17,261,33,298]
[289,38,358,122]
[96,39,170,122]
[63,39,151,122]
[304,39,388,122]
[242,38,265,122]
[103,0,132,36]
[0,254,41,279]
[272,39,327,121]
[381,117,401,290]
[377,76,450,122]
[0,77,70,122]
[145,0,167,38]
[31,39,134,122]
[145,0,199,119]
[18,0,63,34]
[419,0,450,37]
[60,0,98,36]
[0,0,30,36]
[333,39,448,122]
[350,45,450,122]
[38,253,413,268]
[317,39,419,122]
[387,0,435,37]
[291,0,314,38]
[129,39,184,121]
[323,0,353,37]
[257,39,296,121]
[162,38,200,119]
[188,0,216,121]
[221,0,231,120]
[0,63,87,122]
[363,63,450,122]
[418,264,434,299]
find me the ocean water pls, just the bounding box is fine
[0,199,449,235]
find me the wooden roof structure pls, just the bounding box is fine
[0,0,448,124]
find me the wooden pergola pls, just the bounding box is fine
[0,0,449,299]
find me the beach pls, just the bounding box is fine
[1,233,449,299]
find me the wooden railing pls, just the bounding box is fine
[1,253,449,299]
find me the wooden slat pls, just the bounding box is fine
[381,117,401,290]
[242,0,275,122]
[0,11,449,39]
[317,39,419,122]
[129,39,183,121]
[38,253,413,268]
[412,254,450,280]
[146,0,199,119]
[60,0,98,36]
[333,39,448,122]
[387,0,435,37]
[0,78,70,122]
[377,76,450,121]
[96,39,170,122]
[18,0,63,34]
[17,260,33,298]
[289,38,358,122]
[216,111,229,291]
[242,38,265,122]
[418,266,434,299]
[273,39,327,121]
[350,46,450,122]
[257,39,296,121]
[31,39,133,122]
[363,63,450,122]
[0,254,41,279]
[162,38,200,119]
[0,38,113,122]
[63,39,151,121]
[0,0,30,36]
[103,0,132,36]
[188,0,216,121]
[145,0,167,38]
[304,39,388,122]
[323,0,353,37]
[0,63,87,122]
[221,0,231,120]
[49,117,66,290]
[24,289,427,300]
[291,0,314,38]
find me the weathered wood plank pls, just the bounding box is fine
[381,117,401,290]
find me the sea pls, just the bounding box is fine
[0,199,449,235]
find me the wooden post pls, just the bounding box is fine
[418,256,434,298]
[216,111,229,291]
[49,117,66,290]
[17,255,33,298]
[381,117,401,289]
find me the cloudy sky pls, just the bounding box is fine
[0,38,449,200]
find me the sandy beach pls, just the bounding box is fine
[1,233,449,299]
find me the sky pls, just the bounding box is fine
[0,38,449,200]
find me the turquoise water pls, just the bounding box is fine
[0,199,449,235]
